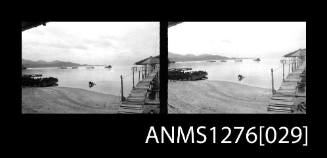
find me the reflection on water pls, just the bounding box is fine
[22,65,137,96]
[169,59,289,89]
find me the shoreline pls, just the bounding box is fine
[22,87,120,113]
[210,79,273,90]
[168,80,272,113]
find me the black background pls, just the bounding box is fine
[4,3,321,155]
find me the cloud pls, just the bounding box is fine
[221,40,232,43]
[22,22,159,65]
[169,22,306,58]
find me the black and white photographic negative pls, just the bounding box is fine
[22,22,160,114]
[168,22,306,114]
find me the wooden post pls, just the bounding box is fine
[282,62,285,82]
[120,75,124,101]
[288,60,291,74]
[132,67,135,88]
[292,59,296,72]
[292,60,296,72]
[271,68,275,94]
[138,70,140,82]
[145,66,147,78]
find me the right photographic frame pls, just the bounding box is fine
[168,22,306,114]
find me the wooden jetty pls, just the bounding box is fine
[118,68,159,114]
[268,54,306,113]
[118,56,160,114]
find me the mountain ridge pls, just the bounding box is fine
[169,52,230,62]
[22,59,85,68]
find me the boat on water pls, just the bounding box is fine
[86,66,95,69]
[220,60,227,62]
[207,60,216,62]
[168,68,208,81]
[59,66,67,69]
[72,66,78,69]
[22,74,58,87]
[235,59,242,62]
[254,58,261,62]
[105,65,112,68]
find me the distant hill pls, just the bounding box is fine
[169,52,229,62]
[22,59,84,68]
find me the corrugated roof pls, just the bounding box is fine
[135,55,160,65]
[22,21,48,31]
[284,49,306,57]
[168,22,183,28]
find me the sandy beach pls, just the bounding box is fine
[168,80,272,113]
[22,87,120,113]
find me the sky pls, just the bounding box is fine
[168,22,306,58]
[22,22,159,65]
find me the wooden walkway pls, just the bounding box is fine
[267,61,306,113]
[118,69,159,114]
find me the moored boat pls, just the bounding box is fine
[86,66,95,69]
[22,74,58,87]
[168,68,208,81]
[105,65,112,68]
[254,58,261,62]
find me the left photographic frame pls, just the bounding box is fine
[22,21,160,114]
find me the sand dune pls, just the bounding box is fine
[22,87,120,113]
[168,80,272,113]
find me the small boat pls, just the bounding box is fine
[72,66,78,69]
[254,58,261,62]
[59,66,67,69]
[238,74,245,81]
[86,66,95,69]
[235,59,242,62]
[22,66,27,70]
[105,65,112,68]
[168,68,208,81]
[207,60,216,62]
[220,60,227,62]
[22,74,58,87]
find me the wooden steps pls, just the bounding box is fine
[119,68,160,114]
[119,104,144,113]
[126,96,145,103]
[118,103,143,114]
[269,99,294,106]
[120,104,143,109]
[267,107,292,113]
[284,78,300,82]
[267,61,306,113]
[129,91,146,97]
[271,96,294,101]
[268,97,294,113]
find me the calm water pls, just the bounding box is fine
[169,58,290,89]
[22,65,140,96]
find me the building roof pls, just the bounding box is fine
[168,22,183,28]
[22,21,48,31]
[284,49,306,57]
[135,55,160,65]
